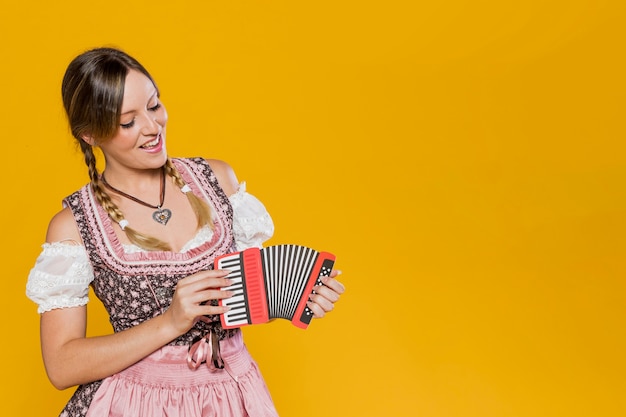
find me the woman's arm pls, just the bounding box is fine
[40,207,233,390]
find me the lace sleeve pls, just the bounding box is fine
[230,182,275,251]
[25,242,94,314]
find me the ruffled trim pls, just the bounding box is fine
[32,294,88,314]
[40,241,88,256]
[82,159,231,265]
[228,181,248,204]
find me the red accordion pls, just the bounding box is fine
[216,244,336,329]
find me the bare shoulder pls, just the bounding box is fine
[46,206,82,244]
[206,159,240,196]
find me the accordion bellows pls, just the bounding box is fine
[216,244,336,329]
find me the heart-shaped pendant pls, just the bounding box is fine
[152,208,172,225]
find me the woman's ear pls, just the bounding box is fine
[80,134,96,146]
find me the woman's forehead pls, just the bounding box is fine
[121,70,157,112]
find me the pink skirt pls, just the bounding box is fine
[86,332,278,417]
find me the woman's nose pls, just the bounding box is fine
[141,113,161,135]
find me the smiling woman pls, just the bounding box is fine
[24,47,345,417]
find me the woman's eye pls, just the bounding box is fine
[148,103,161,112]
[120,119,135,129]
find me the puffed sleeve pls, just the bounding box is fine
[229,182,275,251]
[25,242,94,314]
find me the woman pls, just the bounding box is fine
[26,47,345,417]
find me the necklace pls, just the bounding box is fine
[101,167,172,225]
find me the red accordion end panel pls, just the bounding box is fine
[215,244,336,329]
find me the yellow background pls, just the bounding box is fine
[1,1,625,416]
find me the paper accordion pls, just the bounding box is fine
[216,244,336,329]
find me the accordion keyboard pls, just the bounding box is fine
[219,254,251,327]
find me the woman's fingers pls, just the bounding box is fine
[307,271,345,318]
[166,270,235,334]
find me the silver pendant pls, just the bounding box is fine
[152,208,172,225]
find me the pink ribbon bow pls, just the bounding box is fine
[186,330,225,370]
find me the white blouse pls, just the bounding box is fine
[26,184,274,314]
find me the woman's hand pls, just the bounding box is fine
[164,269,233,335]
[307,270,346,319]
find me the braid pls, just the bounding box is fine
[83,143,171,251]
[165,158,213,229]
[81,142,99,186]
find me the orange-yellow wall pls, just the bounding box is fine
[2,1,625,416]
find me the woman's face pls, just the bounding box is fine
[97,69,169,174]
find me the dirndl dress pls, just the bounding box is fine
[26,158,278,417]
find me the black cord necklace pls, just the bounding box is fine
[101,167,172,225]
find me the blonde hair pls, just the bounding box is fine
[65,47,213,251]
